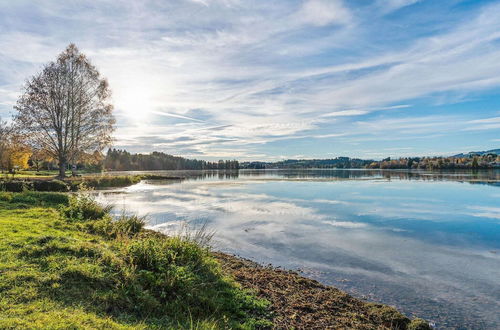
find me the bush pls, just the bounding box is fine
[0,180,70,192]
[68,181,86,192]
[60,194,112,221]
[0,180,33,192]
[33,180,69,192]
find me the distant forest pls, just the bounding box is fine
[4,146,499,173]
[241,150,500,170]
[241,157,371,169]
[103,149,239,171]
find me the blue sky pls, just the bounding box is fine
[0,0,499,160]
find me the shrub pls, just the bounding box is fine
[33,180,69,192]
[68,181,86,192]
[0,180,33,192]
[61,194,112,221]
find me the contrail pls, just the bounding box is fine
[152,110,206,123]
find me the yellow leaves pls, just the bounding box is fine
[77,150,103,165]
[8,145,32,169]
[0,134,32,170]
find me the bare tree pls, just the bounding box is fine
[14,44,115,178]
[0,117,12,172]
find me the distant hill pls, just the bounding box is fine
[452,149,500,158]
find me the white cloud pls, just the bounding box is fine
[464,117,500,131]
[297,0,352,26]
[376,0,421,14]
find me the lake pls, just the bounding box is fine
[94,169,500,329]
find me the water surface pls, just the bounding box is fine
[95,169,500,329]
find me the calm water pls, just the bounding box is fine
[95,169,500,329]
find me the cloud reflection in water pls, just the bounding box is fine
[96,177,500,328]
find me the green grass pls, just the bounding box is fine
[2,170,100,179]
[1,170,68,179]
[0,193,271,329]
[1,174,181,193]
[78,176,143,189]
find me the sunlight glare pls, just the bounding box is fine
[115,83,154,123]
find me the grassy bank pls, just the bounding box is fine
[0,192,430,329]
[0,192,270,329]
[0,174,181,193]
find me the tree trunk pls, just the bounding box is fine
[58,160,66,178]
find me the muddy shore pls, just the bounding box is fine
[215,252,431,329]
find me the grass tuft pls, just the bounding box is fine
[60,194,113,221]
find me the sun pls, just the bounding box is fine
[114,83,154,123]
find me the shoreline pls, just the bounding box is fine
[214,251,430,329]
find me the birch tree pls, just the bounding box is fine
[14,44,115,178]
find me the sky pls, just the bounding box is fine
[0,0,499,161]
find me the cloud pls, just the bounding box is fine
[152,110,207,123]
[297,0,352,27]
[376,0,421,14]
[464,117,500,131]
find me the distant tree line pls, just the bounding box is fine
[241,153,500,170]
[241,157,373,169]
[365,153,499,170]
[103,149,239,171]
